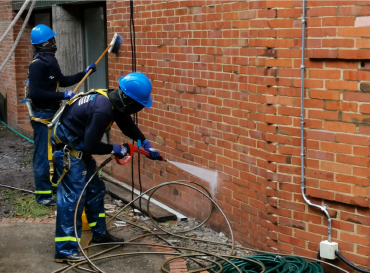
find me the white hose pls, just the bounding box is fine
[0,0,36,73]
[0,0,31,45]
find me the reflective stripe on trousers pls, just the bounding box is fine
[88,213,106,227]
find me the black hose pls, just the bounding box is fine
[336,251,370,273]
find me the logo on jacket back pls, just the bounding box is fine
[49,76,54,79]
[78,94,96,106]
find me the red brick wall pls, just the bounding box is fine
[0,0,17,127]
[105,0,370,271]
[0,2,33,134]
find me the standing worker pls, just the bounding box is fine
[51,72,162,262]
[28,24,96,206]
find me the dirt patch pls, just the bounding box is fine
[0,124,35,217]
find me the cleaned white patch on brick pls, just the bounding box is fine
[168,161,218,197]
[355,16,370,27]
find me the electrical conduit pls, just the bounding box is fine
[300,0,332,242]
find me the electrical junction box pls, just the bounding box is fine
[320,240,338,260]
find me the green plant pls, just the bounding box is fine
[14,196,55,218]
[0,191,55,218]
[21,155,33,162]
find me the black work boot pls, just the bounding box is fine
[54,254,86,263]
[92,231,124,244]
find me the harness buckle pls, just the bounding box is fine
[63,145,71,172]
[76,151,83,160]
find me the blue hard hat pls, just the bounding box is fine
[31,24,58,45]
[119,72,153,108]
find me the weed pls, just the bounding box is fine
[0,190,54,218]
[14,196,55,218]
[21,155,33,162]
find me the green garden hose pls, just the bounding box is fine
[0,121,34,144]
[212,254,324,273]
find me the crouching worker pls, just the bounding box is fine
[51,72,162,262]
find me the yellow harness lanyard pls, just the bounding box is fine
[50,89,114,186]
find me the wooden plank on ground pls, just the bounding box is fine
[103,179,177,222]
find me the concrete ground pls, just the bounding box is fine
[0,221,168,273]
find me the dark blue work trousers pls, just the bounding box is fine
[30,109,56,204]
[51,120,107,258]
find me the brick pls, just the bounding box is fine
[322,17,355,27]
[322,39,354,48]
[326,80,358,91]
[310,69,341,79]
[343,91,370,102]
[266,0,293,8]
[326,101,358,112]
[265,59,292,68]
[307,7,337,17]
[343,113,370,125]
[338,49,370,59]
[336,133,370,146]
[321,161,352,175]
[321,142,352,154]
[308,109,338,120]
[326,60,358,69]
[307,49,337,59]
[338,27,370,37]
[324,121,357,133]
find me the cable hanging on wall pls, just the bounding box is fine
[128,0,144,214]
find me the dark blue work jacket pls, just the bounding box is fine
[60,93,146,155]
[28,52,85,110]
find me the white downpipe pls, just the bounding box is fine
[300,0,332,242]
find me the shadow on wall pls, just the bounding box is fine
[0,92,7,123]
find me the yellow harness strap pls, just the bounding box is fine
[51,89,114,185]
[31,117,52,125]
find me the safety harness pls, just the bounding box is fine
[49,89,113,186]
[23,58,62,188]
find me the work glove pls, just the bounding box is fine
[85,63,97,74]
[112,144,128,159]
[63,90,75,99]
[142,139,161,160]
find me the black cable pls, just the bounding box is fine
[136,113,143,212]
[129,0,142,214]
[335,251,370,273]
[129,0,136,73]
